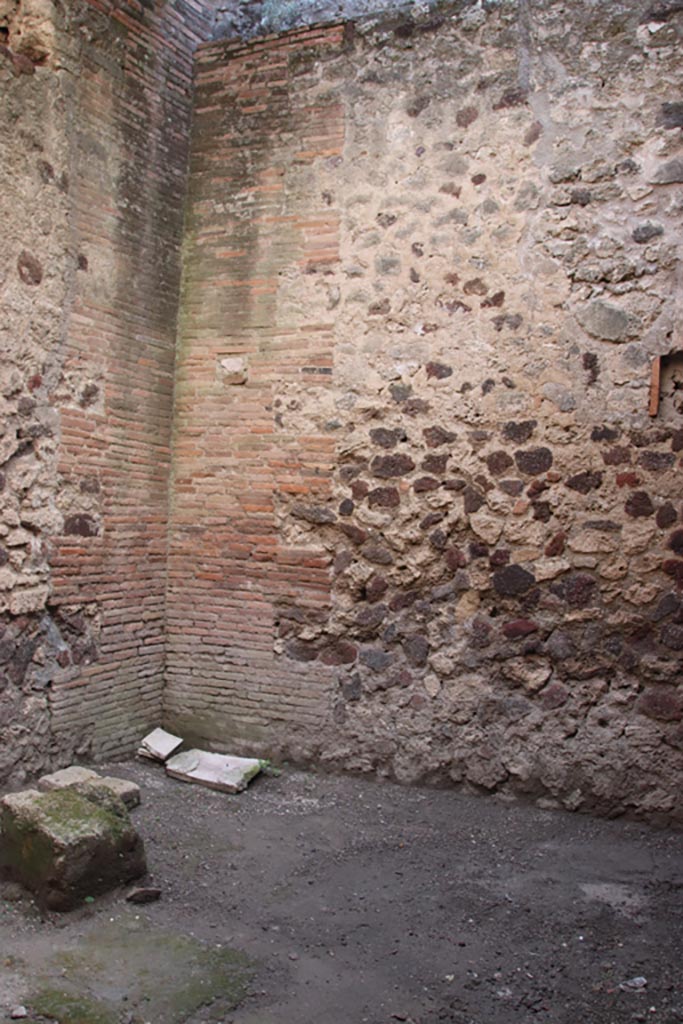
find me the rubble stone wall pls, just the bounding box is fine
[169,0,683,822]
[0,0,212,784]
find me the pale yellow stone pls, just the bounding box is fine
[568,531,616,554]
[503,657,552,692]
[469,509,503,545]
[9,585,49,615]
[624,584,659,606]
[622,524,655,555]
[600,559,629,580]
[455,591,480,622]
[534,557,571,581]
[424,674,441,698]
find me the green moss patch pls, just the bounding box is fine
[28,988,117,1024]
[26,915,252,1024]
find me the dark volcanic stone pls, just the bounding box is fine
[492,564,535,596]
[371,454,415,478]
[541,682,569,710]
[63,514,99,537]
[319,641,358,666]
[389,590,419,612]
[632,222,664,244]
[413,476,440,493]
[591,425,621,442]
[657,503,678,529]
[340,675,362,701]
[515,447,552,476]
[636,687,683,722]
[668,529,683,556]
[493,87,528,110]
[625,491,655,518]
[354,604,387,635]
[420,511,446,530]
[456,105,478,127]
[368,486,400,508]
[286,639,318,662]
[362,540,394,565]
[17,250,43,286]
[486,450,514,475]
[504,420,537,444]
[663,559,683,586]
[370,427,404,449]
[426,361,453,380]
[563,573,597,608]
[532,501,552,522]
[638,451,675,472]
[429,529,448,551]
[566,470,603,494]
[503,619,538,639]
[292,504,336,525]
[444,546,467,571]
[333,550,352,575]
[404,398,430,416]
[499,479,524,496]
[651,592,680,621]
[660,624,683,650]
[602,447,631,466]
[403,634,430,667]
[360,647,394,672]
[662,102,683,128]
[423,425,456,447]
[422,453,448,474]
[339,523,368,546]
[464,486,485,514]
[365,575,389,602]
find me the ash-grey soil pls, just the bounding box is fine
[1,762,682,1024]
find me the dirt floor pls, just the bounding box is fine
[1,761,682,1024]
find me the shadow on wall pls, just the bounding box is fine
[211,0,447,39]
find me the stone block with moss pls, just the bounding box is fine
[0,788,146,910]
[38,766,141,809]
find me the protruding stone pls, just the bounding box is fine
[515,448,553,476]
[492,564,535,596]
[577,300,630,342]
[370,453,415,478]
[0,788,145,911]
[38,766,99,792]
[625,491,654,518]
[650,158,683,184]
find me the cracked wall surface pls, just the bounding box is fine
[168,0,683,823]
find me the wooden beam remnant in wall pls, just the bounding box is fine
[649,355,662,418]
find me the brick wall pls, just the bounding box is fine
[1,0,214,783]
[165,24,347,754]
[169,1,683,823]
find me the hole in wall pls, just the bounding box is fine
[651,351,683,421]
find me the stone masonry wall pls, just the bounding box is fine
[170,0,683,823]
[0,0,213,785]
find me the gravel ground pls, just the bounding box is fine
[1,761,682,1024]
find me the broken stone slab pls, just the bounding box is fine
[95,776,141,809]
[38,765,99,789]
[138,727,183,762]
[0,788,146,911]
[37,766,141,809]
[165,750,261,794]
